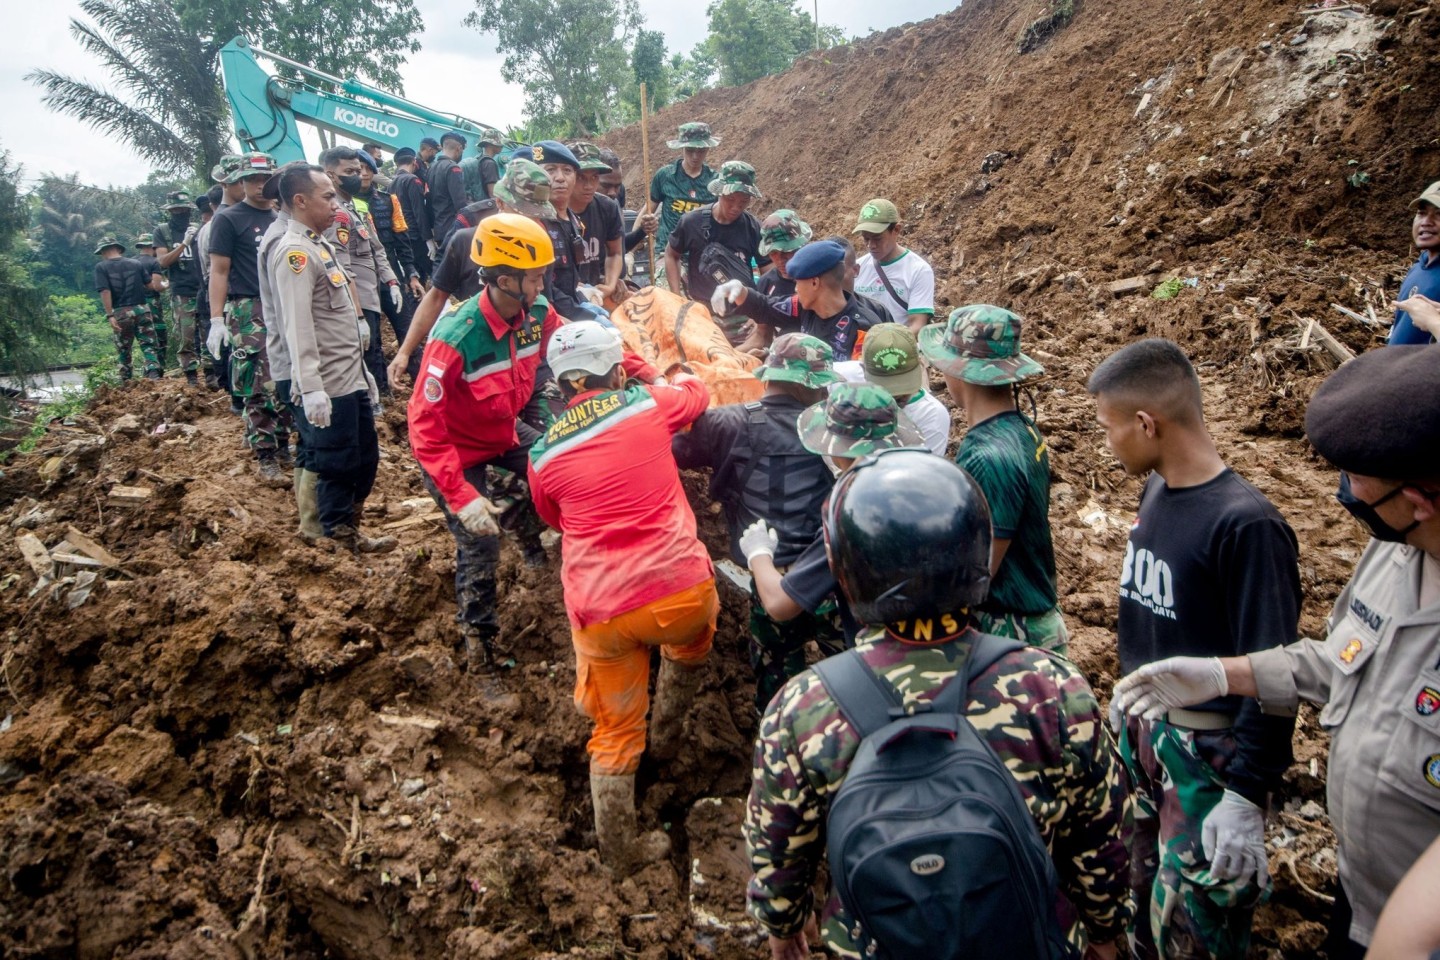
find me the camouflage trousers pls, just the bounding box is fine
[170,294,199,373]
[224,298,291,453]
[149,295,168,363]
[748,580,845,714]
[973,606,1070,657]
[1120,716,1265,960]
[111,304,161,380]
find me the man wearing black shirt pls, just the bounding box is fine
[131,233,168,364]
[93,236,161,380]
[1088,339,1299,960]
[664,160,762,307]
[153,191,203,385]
[391,148,433,281]
[426,132,467,249]
[207,152,289,485]
[566,141,624,302]
[597,149,657,283]
[531,141,590,321]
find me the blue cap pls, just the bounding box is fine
[529,140,581,170]
[441,130,467,147]
[355,149,378,173]
[786,239,848,280]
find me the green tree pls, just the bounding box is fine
[466,0,643,137]
[671,43,718,101]
[631,29,671,111]
[705,0,844,87]
[49,294,114,365]
[0,149,64,383]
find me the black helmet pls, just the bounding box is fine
[824,449,992,625]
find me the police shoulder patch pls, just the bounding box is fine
[337,227,351,246]
[286,250,308,274]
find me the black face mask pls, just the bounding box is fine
[169,211,191,228]
[338,174,363,195]
[1336,473,1419,543]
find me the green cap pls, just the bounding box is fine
[708,160,762,199]
[918,304,1045,386]
[797,382,925,457]
[854,198,900,234]
[667,121,721,150]
[494,158,557,219]
[567,141,612,172]
[755,333,841,389]
[211,154,243,183]
[478,126,504,148]
[93,235,125,256]
[758,209,812,256]
[163,190,193,209]
[861,323,925,397]
[226,152,277,184]
[133,232,156,248]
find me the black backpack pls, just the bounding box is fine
[690,208,754,307]
[812,634,1075,960]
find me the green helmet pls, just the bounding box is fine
[758,209,812,256]
[796,382,925,457]
[755,333,840,389]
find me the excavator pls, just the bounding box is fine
[218,36,516,164]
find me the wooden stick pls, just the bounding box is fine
[1294,313,1355,364]
[1330,302,1381,328]
[639,81,656,285]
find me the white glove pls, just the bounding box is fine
[206,318,228,360]
[182,223,199,244]
[739,519,778,564]
[426,239,439,260]
[388,284,402,311]
[357,318,371,351]
[302,390,332,428]
[710,279,746,318]
[1201,790,1269,886]
[578,284,605,307]
[456,496,505,537]
[1109,656,1228,729]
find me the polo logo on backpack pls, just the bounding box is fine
[812,634,1075,960]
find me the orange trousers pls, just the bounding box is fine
[570,578,718,775]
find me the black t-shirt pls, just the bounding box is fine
[432,226,482,301]
[756,269,796,299]
[134,253,162,299]
[739,289,882,362]
[478,155,500,199]
[781,531,859,642]
[667,206,761,281]
[426,156,466,243]
[1117,467,1300,801]
[207,202,275,297]
[93,257,151,309]
[574,194,623,286]
[154,219,201,296]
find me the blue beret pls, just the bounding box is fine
[786,239,847,280]
[355,149,378,172]
[530,140,580,170]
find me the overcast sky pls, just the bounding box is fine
[3,0,955,190]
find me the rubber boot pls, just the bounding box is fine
[296,469,322,541]
[350,507,397,554]
[185,371,199,387]
[648,658,706,762]
[590,774,671,875]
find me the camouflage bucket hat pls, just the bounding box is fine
[667,121,721,150]
[494,158,558,219]
[478,126,504,148]
[708,160,762,199]
[93,235,124,255]
[164,190,193,209]
[567,141,612,172]
[862,323,925,397]
[133,232,156,248]
[918,304,1045,386]
[758,209,812,256]
[226,152,277,184]
[797,382,925,457]
[211,154,243,183]
[755,333,841,389]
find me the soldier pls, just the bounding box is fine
[461,127,504,203]
[663,160,762,309]
[672,333,844,713]
[756,209,812,299]
[206,151,291,485]
[131,233,169,365]
[852,197,937,333]
[153,191,203,385]
[198,157,244,396]
[649,121,719,262]
[271,163,395,554]
[93,236,161,381]
[918,305,1066,652]
[744,449,1129,960]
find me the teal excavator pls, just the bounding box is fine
[218,36,517,163]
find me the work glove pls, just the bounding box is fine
[302,390,332,429]
[388,283,402,311]
[1109,655,1228,730]
[739,519,778,565]
[1201,790,1270,886]
[456,495,505,537]
[206,318,228,360]
[710,279,746,318]
[357,318,371,351]
[426,239,439,261]
[182,223,199,245]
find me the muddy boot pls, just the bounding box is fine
[256,453,290,488]
[205,369,221,391]
[295,469,322,541]
[185,370,199,387]
[590,774,671,876]
[275,442,294,470]
[460,625,499,672]
[521,532,548,569]
[648,658,706,762]
[350,507,397,554]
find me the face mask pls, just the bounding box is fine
[338,174,362,195]
[170,211,191,227]
[1336,473,1418,543]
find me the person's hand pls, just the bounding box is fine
[1201,790,1269,886]
[357,318,371,351]
[408,276,424,300]
[639,212,658,236]
[302,390,332,428]
[386,350,411,387]
[1394,293,1440,337]
[1110,656,1228,728]
[426,239,439,261]
[768,933,808,960]
[182,223,199,244]
[740,519,778,564]
[206,318,228,360]
[710,279,747,318]
[107,314,120,334]
[1084,941,1120,960]
[388,283,402,311]
[456,495,505,536]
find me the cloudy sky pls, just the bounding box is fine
[3,0,955,190]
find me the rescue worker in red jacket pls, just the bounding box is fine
[527,320,716,876]
[408,214,656,670]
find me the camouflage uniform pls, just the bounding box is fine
[745,628,1132,956]
[112,302,161,380]
[650,121,719,257]
[757,209,812,257]
[225,297,290,453]
[747,585,843,711]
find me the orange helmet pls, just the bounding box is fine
[470,212,555,269]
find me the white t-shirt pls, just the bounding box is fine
[854,249,936,326]
[833,360,952,457]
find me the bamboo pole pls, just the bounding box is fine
[639,81,656,288]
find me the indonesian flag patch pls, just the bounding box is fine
[286,250,308,273]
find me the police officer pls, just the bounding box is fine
[270,163,395,555]
[93,236,161,381]
[1113,345,1440,960]
[153,191,203,385]
[355,148,423,381]
[744,449,1129,959]
[391,148,434,279]
[427,131,468,249]
[531,140,591,322]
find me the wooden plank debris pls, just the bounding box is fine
[107,485,153,505]
[1295,315,1355,364]
[1330,302,1381,328]
[15,533,52,579]
[1105,275,1155,297]
[64,526,122,567]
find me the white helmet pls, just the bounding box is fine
[547,320,624,381]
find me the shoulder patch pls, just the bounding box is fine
[423,376,443,403]
[337,227,351,246]
[286,250,308,273]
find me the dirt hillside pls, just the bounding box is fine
[3,0,1438,956]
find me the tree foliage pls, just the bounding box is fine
[630,29,671,112]
[467,0,642,138]
[31,175,155,294]
[706,0,844,87]
[0,149,64,382]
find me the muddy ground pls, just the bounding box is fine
[6,0,1440,955]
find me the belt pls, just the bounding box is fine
[1164,708,1233,731]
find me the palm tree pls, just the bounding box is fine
[34,176,117,291]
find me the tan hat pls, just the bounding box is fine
[1410,181,1440,210]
